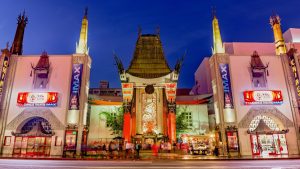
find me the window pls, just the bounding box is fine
[252,69,267,88]
[183,112,192,128]
[4,136,11,146]
[250,51,268,88]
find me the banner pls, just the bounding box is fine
[165,83,177,102]
[0,56,9,102]
[243,90,283,105]
[121,83,133,102]
[17,92,58,107]
[288,53,300,99]
[219,63,234,109]
[69,64,83,110]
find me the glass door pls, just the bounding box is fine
[26,137,35,155]
[13,137,22,155]
[21,137,28,155]
[278,134,288,154]
[44,137,51,155]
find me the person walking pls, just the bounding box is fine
[135,142,141,160]
[125,142,130,158]
[173,142,176,153]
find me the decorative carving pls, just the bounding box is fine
[6,108,65,131]
[238,107,294,129]
[145,85,154,94]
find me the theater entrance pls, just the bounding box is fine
[248,115,288,156]
[12,117,54,156]
[13,136,52,156]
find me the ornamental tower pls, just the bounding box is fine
[212,9,225,54]
[114,29,183,143]
[270,14,287,55]
[10,11,28,55]
[76,8,89,55]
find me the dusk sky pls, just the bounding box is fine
[0,0,300,88]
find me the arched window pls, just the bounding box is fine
[21,117,52,134]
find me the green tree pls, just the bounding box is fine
[176,106,190,135]
[99,107,124,136]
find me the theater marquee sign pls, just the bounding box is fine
[243,90,283,105]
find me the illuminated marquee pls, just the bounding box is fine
[17,92,58,107]
[243,90,283,105]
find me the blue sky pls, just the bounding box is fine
[0,0,300,88]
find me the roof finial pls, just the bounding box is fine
[138,26,142,36]
[156,26,160,35]
[84,7,88,19]
[211,6,217,19]
[6,42,9,49]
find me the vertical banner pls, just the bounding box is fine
[164,83,177,102]
[0,55,9,102]
[288,53,300,99]
[219,63,234,109]
[69,64,83,110]
[121,83,133,102]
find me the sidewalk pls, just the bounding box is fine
[1,150,300,161]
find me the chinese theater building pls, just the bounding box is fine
[205,12,299,157]
[114,30,184,144]
[0,10,91,157]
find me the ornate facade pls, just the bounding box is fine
[114,31,183,143]
[0,10,91,157]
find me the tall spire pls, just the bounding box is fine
[10,11,28,55]
[270,14,286,55]
[76,7,89,55]
[212,8,225,54]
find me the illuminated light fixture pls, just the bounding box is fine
[243,90,283,105]
[17,92,58,107]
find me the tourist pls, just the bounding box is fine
[173,142,177,153]
[135,142,141,159]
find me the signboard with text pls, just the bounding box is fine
[219,63,234,109]
[287,52,300,100]
[17,92,58,107]
[0,55,9,102]
[69,64,83,110]
[243,90,283,105]
[121,83,133,102]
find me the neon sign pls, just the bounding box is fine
[243,90,283,105]
[17,92,58,107]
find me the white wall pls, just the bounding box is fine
[6,55,72,125]
[176,104,209,135]
[88,105,121,143]
[229,55,294,123]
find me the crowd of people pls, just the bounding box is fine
[85,140,219,159]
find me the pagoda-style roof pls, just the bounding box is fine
[250,51,267,69]
[127,34,171,78]
[32,51,50,70]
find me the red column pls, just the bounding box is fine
[168,112,176,142]
[123,113,131,142]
